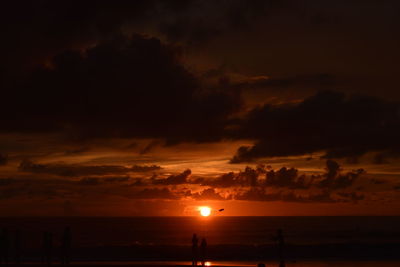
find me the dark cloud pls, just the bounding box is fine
[19,159,161,177]
[319,160,364,189]
[0,161,385,204]
[78,177,100,186]
[193,161,358,190]
[64,146,91,155]
[232,90,400,162]
[191,188,225,201]
[304,191,335,203]
[130,165,162,172]
[336,192,365,203]
[0,159,376,204]
[0,176,179,200]
[233,188,366,203]
[233,188,337,203]
[133,183,361,203]
[139,140,162,155]
[128,178,146,187]
[103,176,131,183]
[326,159,340,180]
[153,169,191,185]
[194,172,236,188]
[0,1,192,74]
[1,34,241,143]
[234,187,270,201]
[265,167,312,189]
[2,1,400,154]
[194,165,267,188]
[1,0,274,71]
[263,160,362,190]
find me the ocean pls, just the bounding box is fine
[0,216,399,265]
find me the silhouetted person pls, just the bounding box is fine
[41,232,47,264]
[275,229,285,267]
[47,232,53,265]
[42,232,53,266]
[14,230,21,265]
[191,234,199,266]
[61,227,71,265]
[0,229,3,266]
[200,238,207,267]
[0,228,10,266]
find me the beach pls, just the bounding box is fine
[1,261,400,267]
[0,217,399,266]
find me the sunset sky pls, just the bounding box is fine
[1,0,400,216]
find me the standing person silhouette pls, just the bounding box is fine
[43,232,53,266]
[0,229,10,266]
[41,232,47,265]
[61,227,71,265]
[191,234,199,266]
[275,229,285,267]
[0,229,3,266]
[0,229,5,266]
[47,232,53,266]
[14,230,21,265]
[200,238,207,267]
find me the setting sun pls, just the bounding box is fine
[199,206,211,217]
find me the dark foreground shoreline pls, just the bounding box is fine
[10,243,400,262]
[65,243,400,261]
[2,260,400,267]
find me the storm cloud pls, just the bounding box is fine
[19,159,161,177]
[153,169,192,185]
[1,34,241,144]
[232,91,400,162]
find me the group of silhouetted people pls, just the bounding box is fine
[42,227,72,266]
[191,229,286,267]
[258,229,286,267]
[0,227,71,266]
[0,229,20,266]
[4,225,285,266]
[191,234,207,266]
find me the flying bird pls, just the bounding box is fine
[218,208,225,212]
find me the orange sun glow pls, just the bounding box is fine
[199,206,211,217]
